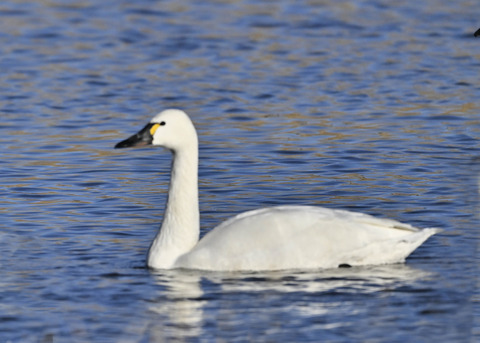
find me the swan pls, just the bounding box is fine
[115,109,440,271]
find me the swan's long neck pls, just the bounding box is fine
[147,143,199,269]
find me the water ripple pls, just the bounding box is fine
[0,0,477,342]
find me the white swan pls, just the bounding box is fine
[115,109,440,271]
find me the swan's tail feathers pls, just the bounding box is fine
[398,227,442,261]
[407,227,441,246]
[423,227,443,236]
[345,227,442,267]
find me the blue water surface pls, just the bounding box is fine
[0,0,478,342]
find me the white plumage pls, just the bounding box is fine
[115,109,440,271]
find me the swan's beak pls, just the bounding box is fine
[115,123,158,149]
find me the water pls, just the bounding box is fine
[0,0,478,342]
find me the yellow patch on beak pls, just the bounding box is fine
[150,123,160,136]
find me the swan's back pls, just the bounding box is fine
[175,206,439,271]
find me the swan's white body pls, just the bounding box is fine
[115,109,440,271]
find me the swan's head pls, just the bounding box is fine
[114,109,198,151]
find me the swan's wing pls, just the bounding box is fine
[176,206,440,271]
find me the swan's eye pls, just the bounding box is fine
[160,121,166,126]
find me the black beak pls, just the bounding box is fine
[115,123,155,149]
[475,28,480,37]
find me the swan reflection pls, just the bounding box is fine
[148,270,205,341]
[146,264,434,340]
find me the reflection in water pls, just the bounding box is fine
[210,264,434,294]
[148,270,205,342]
[145,264,434,341]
